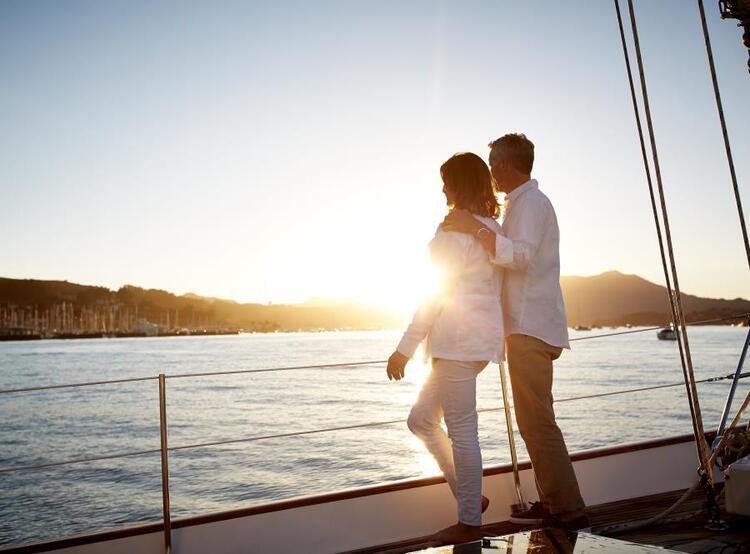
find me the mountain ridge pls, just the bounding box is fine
[1,272,748,330]
[561,270,750,326]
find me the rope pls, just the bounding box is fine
[624,0,713,480]
[166,417,408,452]
[0,448,161,474]
[600,479,701,535]
[0,360,386,395]
[697,0,750,271]
[166,359,385,379]
[0,375,159,395]
[600,479,725,535]
[569,314,750,342]
[709,387,750,467]
[554,371,750,403]
[2,371,747,474]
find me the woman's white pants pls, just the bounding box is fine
[407,358,488,526]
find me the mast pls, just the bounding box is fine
[718,0,750,74]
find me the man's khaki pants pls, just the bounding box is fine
[506,333,585,514]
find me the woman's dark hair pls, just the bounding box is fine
[440,152,500,218]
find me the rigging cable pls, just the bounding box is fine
[612,0,699,446]
[697,3,750,462]
[616,0,712,479]
[697,0,750,272]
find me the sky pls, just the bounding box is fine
[1,1,749,311]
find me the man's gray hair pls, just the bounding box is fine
[488,133,534,174]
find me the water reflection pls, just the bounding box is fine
[1,327,748,547]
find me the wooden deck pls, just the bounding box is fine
[356,487,750,553]
[594,488,750,553]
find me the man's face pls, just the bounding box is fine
[488,149,509,192]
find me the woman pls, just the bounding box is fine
[386,152,504,544]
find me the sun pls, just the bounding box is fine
[250,203,448,312]
[366,254,445,313]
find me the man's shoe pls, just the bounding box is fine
[509,501,551,525]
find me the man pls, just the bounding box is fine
[442,133,588,530]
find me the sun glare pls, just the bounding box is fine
[409,434,442,477]
[406,345,431,389]
[261,230,446,314]
[365,253,445,314]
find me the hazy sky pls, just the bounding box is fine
[2,1,749,309]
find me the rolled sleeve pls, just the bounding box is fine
[396,333,421,359]
[396,296,441,359]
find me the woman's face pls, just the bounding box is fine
[442,182,456,207]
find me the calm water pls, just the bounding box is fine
[1,327,749,547]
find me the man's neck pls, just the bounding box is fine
[504,175,531,195]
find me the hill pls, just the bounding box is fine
[562,271,750,327]
[0,278,402,332]
[1,271,748,332]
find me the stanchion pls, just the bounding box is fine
[159,374,172,553]
[715,320,750,442]
[498,362,527,512]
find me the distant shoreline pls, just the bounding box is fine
[3,273,749,338]
[2,321,747,343]
[0,327,398,342]
[0,329,242,342]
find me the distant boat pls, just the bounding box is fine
[657,328,677,341]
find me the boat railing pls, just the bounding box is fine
[1,313,749,552]
[2,371,749,475]
[2,314,746,397]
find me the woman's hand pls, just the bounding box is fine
[386,350,409,381]
[441,209,483,234]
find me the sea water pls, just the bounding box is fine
[1,327,748,547]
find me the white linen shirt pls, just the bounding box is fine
[397,215,505,363]
[492,179,569,349]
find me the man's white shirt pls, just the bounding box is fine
[493,179,570,349]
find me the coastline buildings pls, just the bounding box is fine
[0,302,242,340]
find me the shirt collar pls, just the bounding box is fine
[506,178,538,203]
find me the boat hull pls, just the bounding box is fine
[2,433,712,554]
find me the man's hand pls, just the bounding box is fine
[386,350,409,381]
[441,209,483,235]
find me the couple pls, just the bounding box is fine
[386,134,587,544]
